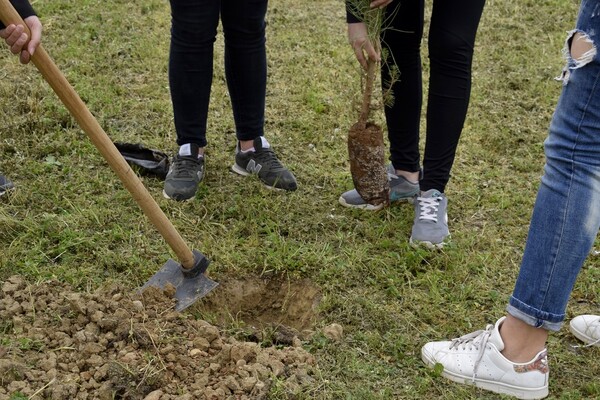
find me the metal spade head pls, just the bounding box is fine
[141,249,218,311]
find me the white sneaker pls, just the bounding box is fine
[421,317,549,399]
[569,315,600,346]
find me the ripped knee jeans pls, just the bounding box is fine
[507,0,600,332]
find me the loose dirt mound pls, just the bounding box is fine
[0,276,317,399]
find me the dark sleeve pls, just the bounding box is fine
[346,1,361,24]
[0,0,37,29]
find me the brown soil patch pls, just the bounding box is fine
[348,122,389,208]
[198,276,321,340]
[0,275,319,399]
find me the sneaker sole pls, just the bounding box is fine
[231,163,252,177]
[162,189,195,202]
[231,164,293,192]
[421,350,549,399]
[569,324,600,346]
[338,195,384,211]
[409,236,449,250]
[338,194,415,211]
[0,187,14,197]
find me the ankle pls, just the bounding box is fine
[500,315,548,363]
[395,170,419,183]
[178,143,204,158]
[239,140,255,152]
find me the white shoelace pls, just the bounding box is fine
[417,196,441,222]
[448,324,494,382]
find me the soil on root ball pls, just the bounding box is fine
[348,122,389,208]
[0,275,317,400]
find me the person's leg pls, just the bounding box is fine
[409,0,485,249]
[422,3,600,397]
[223,0,297,191]
[168,0,220,149]
[163,0,220,201]
[221,0,267,145]
[421,0,485,193]
[382,0,424,179]
[505,24,600,352]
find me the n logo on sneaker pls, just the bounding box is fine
[246,160,262,174]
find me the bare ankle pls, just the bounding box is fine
[239,140,254,152]
[500,315,548,363]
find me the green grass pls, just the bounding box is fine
[1,0,599,398]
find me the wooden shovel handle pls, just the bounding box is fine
[0,0,196,269]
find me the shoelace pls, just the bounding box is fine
[448,324,494,382]
[417,196,441,222]
[172,156,202,179]
[253,148,283,171]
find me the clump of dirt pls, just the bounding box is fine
[0,275,317,399]
[348,121,389,208]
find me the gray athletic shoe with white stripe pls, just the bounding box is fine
[232,136,297,191]
[410,189,449,249]
[338,165,419,211]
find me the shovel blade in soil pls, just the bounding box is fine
[141,250,219,311]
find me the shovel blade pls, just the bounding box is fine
[141,251,219,311]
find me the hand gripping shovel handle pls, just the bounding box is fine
[0,0,197,269]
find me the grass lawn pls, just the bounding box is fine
[1,0,599,398]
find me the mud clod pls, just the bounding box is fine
[0,276,317,399]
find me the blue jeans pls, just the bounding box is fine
[169,0,268,147]
[506,0,600,332]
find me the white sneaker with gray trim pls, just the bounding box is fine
[421,317,549,399]
[570,315,600,346]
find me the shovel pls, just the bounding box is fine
[0,0,218,311]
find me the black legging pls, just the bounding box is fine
[382,0,485,192]
[168,0,268,147]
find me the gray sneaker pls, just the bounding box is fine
[0,173,15,196]
[163,144,205,201]
[410,189,449,249]
[339,165,419,211]
[232,136,297,191]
